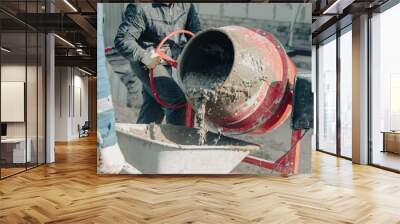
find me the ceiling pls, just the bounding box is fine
[311,0,391,43]
[0,0,395,74]
[0,0,97,74]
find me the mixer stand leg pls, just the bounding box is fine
[274,129,302,176]
[242,129,303,176]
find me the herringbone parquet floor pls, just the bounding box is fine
[1,135,400,224]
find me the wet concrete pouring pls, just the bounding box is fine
[182,63,267,145]
[182,65,230,145]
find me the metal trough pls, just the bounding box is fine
[116,123,260,174]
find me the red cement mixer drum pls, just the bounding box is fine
[177,26,297,135]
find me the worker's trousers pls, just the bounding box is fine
[130,61,187,126]
[97,4,117,149]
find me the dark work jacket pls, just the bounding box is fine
[114,3,201,63]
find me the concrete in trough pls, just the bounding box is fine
[116,123,260,174]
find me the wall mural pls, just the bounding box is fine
[97,3,313,175]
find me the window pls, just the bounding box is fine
[317,35,337,154]
[370,3,400,171]
[339,27,352,158]
[0,0,47,179]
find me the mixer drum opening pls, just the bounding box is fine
[179,30,234,90]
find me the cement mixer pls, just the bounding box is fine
[145,26,313,175]
[149,26,312,133]
[178,26,297,135]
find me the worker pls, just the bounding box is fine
[114,3,201,125]
[98,4,140,174]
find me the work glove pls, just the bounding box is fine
[141,48,163,69]
[98,142,141,174]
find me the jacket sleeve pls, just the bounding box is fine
[114,4,147,62]
[185,4,201,34]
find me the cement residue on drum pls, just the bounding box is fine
[240,52,265,74]
[182,66,268,105]
[183,69,254,102]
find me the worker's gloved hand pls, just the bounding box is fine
[141,48,163,69]
[98,143,141,174]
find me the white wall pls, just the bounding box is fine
[54,67,89,141]
[71,73,89,138]
[55,66,67,141]
[196,3,311,23]
[1,63,47,164]
[1,64,26,81]
[1,65,26,140]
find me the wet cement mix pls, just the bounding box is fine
[182,65,229,145]
[181,39,271,145]
[182,64,265,144]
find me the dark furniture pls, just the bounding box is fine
[382,131,400,154]
[1,123,7,137]
[78,121,90,138]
